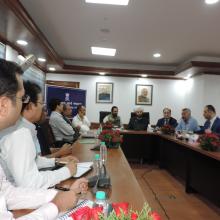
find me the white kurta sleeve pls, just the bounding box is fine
[0,128,71,189]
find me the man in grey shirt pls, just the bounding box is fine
[49,98,75,147]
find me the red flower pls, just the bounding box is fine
[131,212,138,220]
[70,206,91,220]
[112,202,129,217]
[90,206,103,220]
[150,211,161,220]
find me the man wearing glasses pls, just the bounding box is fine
[0,59,88,219]
[156,108,178,128]
[0,80,79,189]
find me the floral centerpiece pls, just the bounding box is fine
[98,129,123,149]
[70,202,161,220]
[160,124,175,135]
[198,133,220,151]
[102,121,114,130]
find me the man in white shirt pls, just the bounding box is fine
[49,99,76,146]
[0,81,78,189]
[0,59,88,219]
[72,105,91,134]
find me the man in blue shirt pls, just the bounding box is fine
[176,108,200,133]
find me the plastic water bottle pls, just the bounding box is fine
[100,142,107,165]
[95,191,108,217]
[93,154,101,176]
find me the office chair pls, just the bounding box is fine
[99,111,111,123]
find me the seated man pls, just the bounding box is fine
[62,103,73,125]
[176,108,200,132]
[156,107,178,128]
[0,58,88,219]
[127,107,148,130]
[49,98,76,147]
[200,105,220,134]
[72,105,91,134]
[103,106,122,128]
[0,81,77,189]
[36,106,73,157]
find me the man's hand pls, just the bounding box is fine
[59,155,79,163]
[52,190,77,212]
[57,144,72,157]
[205,129,212,134]
[66,160,77,176]
[70,178,88,194]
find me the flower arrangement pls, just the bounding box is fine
[102,121,113,130]
[98,129,123,148]
[160,124,175,135]
[70,202,161,220]
[198,133,220,151]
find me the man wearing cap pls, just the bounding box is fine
[127,107,149,130]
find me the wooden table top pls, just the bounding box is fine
[63,140,147,210]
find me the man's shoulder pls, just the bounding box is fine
[190,117,198,123]
[158,118,164,122]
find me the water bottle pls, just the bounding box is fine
[100,142,107,165]
[95,191,108,217]
[93,154,101,176]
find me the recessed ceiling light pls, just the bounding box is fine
[205,0,219,5]
[141,74,148,78]
[153,53,161,58]
[17,55,25,61]
[91,46,116,56]
[48,67,56,71]
[85,0,129,5]
[99,72,106,75]
[184,74,192,80]
[16,40,28,46]
[38,57,46,62]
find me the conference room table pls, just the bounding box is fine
[120,129,220,207]
[13,137,147,218]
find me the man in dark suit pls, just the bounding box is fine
[156,108,178,128]
[128,107,149,130]
[200,105,220,135]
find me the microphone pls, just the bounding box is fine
[20,54,36,72]
[88,163,111,193]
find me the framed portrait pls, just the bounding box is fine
[135,84,153,105]
[96,82,113,103]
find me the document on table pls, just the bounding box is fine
[58,161,93,177]
[74,162,93,178]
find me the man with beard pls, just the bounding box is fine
[128,107,148,130]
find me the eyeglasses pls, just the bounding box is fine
[37,101,45,106]
[16,95,30,104]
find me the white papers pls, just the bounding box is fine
[73,162,93,178]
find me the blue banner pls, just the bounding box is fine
[45,85,86,116]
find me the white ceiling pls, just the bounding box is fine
[20,0,220,66]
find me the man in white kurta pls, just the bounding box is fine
[72,105,91,134]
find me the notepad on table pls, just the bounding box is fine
[79,138,97,144]
[74,162,93,178]
[57,199,94,220]
[56,161,93,177]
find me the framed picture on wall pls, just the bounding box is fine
[96,82,113,103]
[135,84,153,105]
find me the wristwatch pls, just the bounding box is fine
[55,158,60,165]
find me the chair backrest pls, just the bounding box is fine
[40,119,56,147]
[99,111,111,123]
[130,112,150,123]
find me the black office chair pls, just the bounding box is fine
[99,111,111,123]
[130,112,150,123]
